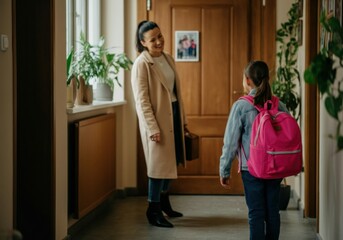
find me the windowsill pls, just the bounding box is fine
[66,100,127,114]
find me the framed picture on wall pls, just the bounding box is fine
[335,0,342,24]
[298,0,303,17]
[298,20,303,46]
[175,31,199,62]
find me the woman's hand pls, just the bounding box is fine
[220,177,231,189]
[150,133,161,143]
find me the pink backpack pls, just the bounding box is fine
[240,95,302,179]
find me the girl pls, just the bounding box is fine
[219,61,288,239]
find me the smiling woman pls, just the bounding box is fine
[131,20,188,228]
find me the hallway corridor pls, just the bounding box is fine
[69,195,317,240]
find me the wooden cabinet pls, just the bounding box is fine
[70,114,116,219]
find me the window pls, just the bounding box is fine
[66,0,126,109]
[66,0,100,56]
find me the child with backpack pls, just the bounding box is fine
[219,61,297,240]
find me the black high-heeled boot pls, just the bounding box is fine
[160,192,183,217]
[146,202,174,228]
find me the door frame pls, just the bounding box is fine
[14,0,55,238]
[304,0,319,226]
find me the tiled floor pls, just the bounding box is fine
[69,195,317,240]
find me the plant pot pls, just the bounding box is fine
[279,182,291,210]
[76,77,93,105]
[66,77,77,108]
[93,83,113,101]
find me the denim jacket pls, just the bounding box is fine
[219,89,288,178]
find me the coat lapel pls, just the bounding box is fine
[141,51,170,91]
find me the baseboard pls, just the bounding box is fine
[115,187,140,198]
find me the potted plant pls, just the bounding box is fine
[69,32,132,104]
[93,38,133,101]
[272,1,302,121]
[70,32,105,105]
[279,179,291,210]
[304,12,343,152]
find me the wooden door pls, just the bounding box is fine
[146,0,249,194]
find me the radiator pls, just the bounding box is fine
[72,113,116,219]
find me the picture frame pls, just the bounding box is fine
[320,0,342,49]
[334,0,342,24]
[175,31,199,62]
[298,0,303,18]
[297,19,303,46]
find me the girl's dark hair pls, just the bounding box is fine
[135,20,160,53]
[244,60,272,106]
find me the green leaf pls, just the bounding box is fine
[324,96,338,119]
[328,17,341,32]
[337,136,343,151]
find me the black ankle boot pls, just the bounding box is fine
[160,192,183,217]
[146,202,174,228]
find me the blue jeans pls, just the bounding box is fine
[241,171,282,240]
[148,178,171,202]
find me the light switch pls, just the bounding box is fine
[1,34,9,52]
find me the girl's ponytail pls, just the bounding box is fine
[244,61,272,107]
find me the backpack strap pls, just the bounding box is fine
[239,95,279,112]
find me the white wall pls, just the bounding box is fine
[101,0,138,190]
[318,61,343,240]
[297,0,306,213]
[276,0,304,207]
[0,0,14,236]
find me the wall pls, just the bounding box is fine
[318,61,343,239]
[123,0,138,189]
[297,0,306,213]
[101,0,138,190]
[276,0,304,207]
[0,0,14,236]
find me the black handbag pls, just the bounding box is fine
[185,132,199,161]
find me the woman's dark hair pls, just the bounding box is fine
[244,60,272,106]
[135,20,160,53]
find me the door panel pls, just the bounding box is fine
[201,7,231,115]
[147,0,248,194]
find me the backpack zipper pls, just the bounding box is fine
[266,149,301,155]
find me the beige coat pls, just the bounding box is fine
[131,51,187,179]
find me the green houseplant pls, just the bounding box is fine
[304,13,343,152]
[94,39,133,101]
[69,32,132,104]
[272,1,301,121]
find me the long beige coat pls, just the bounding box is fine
[131,51,187,179]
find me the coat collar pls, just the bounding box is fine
[140,51,178,91]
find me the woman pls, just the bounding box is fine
[131,20,187,228]
[219,61,288,239]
